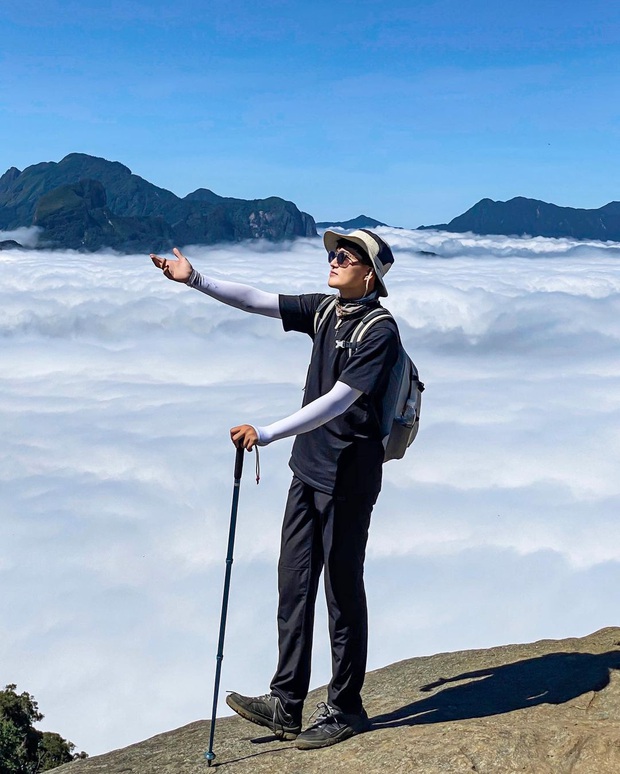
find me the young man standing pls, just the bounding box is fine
[150,230,398,749]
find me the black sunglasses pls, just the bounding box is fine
[327,249,362,267]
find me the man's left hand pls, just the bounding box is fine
[230,424,259,450]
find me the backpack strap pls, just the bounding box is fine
[341,308,395,356]
[315,300,397,356]
[313,295,338,335]
[353,310,424,391]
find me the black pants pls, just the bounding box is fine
[270,475,378,720]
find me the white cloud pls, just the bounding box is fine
[0,226,41,248]
[1,231,620,755]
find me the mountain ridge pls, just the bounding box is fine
[0,153,316,252]
[420,195,620,242]
[4,155,620,250]
[316,214,391,229]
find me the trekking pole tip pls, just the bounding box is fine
[205,750,216,766]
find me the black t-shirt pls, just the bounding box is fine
[279,293,399,495]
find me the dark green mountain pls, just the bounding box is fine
[316,214,391,229]
[420,196,620,242]
[32,179,175,252]
[0,153,316,252]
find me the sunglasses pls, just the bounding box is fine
[327,249,363,268]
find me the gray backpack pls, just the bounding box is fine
[313,297,424,462]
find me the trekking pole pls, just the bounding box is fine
[205,444,245,767]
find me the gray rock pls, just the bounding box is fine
[52,627,620,773]
[0,239,23,250]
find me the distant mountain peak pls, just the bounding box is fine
[183,187,224,203]
[420,196,620,242]
[59,152,133,174]
[0,166,22,193]
[316,214,392,229]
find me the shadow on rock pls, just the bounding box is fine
[371,650,620,728]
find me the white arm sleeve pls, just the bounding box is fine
[186,269,281,318]
[254,381,362,446]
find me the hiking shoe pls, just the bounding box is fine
[225,692,301,740]
[295,702,370,750]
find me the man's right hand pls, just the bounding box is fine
[150,247,194,283]
[230,424,259,451]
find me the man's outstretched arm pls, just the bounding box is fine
[150,247,281,318]
[230,381,362,450]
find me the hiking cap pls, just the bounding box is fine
[323,229,394,297]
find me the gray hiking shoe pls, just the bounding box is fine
[295,702,370,750]
[225,692,301,740]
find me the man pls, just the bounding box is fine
[150,229,398,749]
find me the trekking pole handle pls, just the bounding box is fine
[234,443,244,481]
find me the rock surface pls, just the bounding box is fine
[32,179,175,252]
[0,239,23,250]
[52,627,620,773]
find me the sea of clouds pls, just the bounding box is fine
[2,226,620,756]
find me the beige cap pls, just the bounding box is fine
[323,228,394,297]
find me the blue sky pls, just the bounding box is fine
[2,1,620,225]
